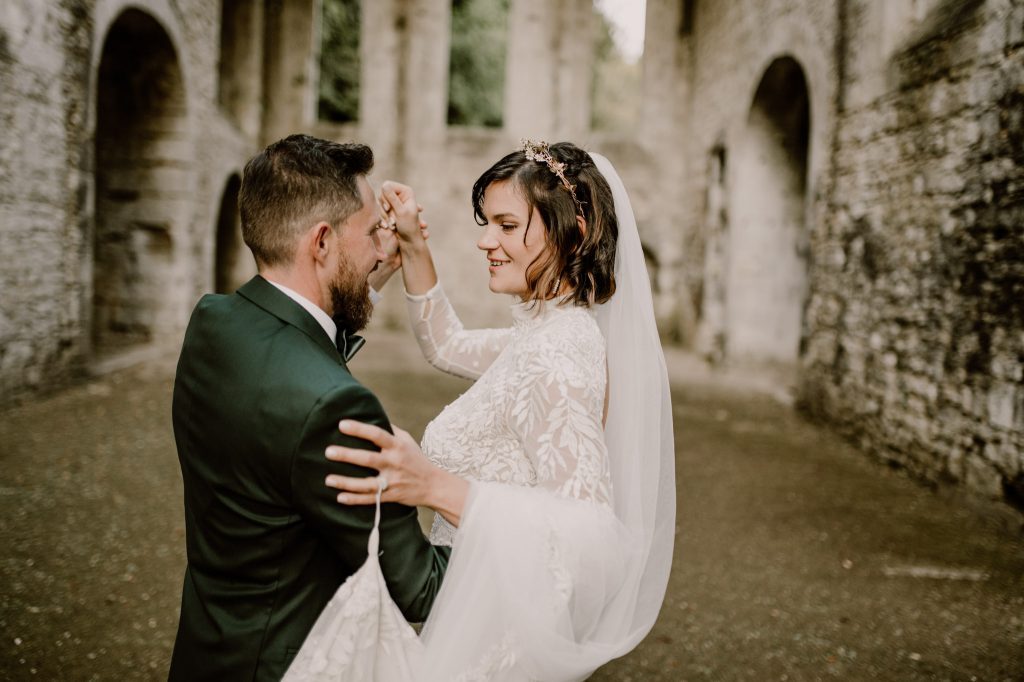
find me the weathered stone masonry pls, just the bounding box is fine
[800,0,1024,503]
[0,0,1021,508]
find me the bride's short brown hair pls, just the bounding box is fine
[471,142,617,307]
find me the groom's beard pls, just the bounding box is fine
[330,258,374,333]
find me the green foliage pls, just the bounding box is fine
[317,0,637,130]
[591,7,640,132]
[448,0,508,127]
[319,0,360,123]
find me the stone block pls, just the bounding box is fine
[986,381,1018,430]
[964,456,1004,497]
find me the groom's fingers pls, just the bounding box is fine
[338,419,393,448]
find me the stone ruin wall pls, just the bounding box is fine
[1,1,93,403]
[0,0,654,405]
[800,0,1024,502]
[674,0,840,363]
[1,0,1021,507]
[311,0,663,335]
[658,0,1022,504]
[0,0,315,404]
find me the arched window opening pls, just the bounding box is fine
[727,56,810,364]
[591,0,644,131]
[447,0,508,127]
[93,9,188,357]
[319,0,361,122]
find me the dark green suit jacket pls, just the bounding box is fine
[168,276,449,681]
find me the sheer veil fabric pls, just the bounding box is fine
[284,153,675,681]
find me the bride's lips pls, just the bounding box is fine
[487,257,510,272]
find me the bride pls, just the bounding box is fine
[285,141,675,681]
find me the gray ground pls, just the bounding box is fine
[1,331,1022,681]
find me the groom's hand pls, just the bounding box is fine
[367,227,401,292]
[325,420,468,527]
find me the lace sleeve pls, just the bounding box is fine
[405,282,513,380]
[509,322,613,506]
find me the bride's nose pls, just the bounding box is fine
[477,225,499,251]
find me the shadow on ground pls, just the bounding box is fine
[0,331,1021,681]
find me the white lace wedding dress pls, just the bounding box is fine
[285,153,675,682]
[286,287,620,681]
[411,284,614,547]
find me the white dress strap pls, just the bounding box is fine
[283,477,422,681]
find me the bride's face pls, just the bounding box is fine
[476,180,548,298]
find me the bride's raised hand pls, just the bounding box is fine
[325,420,468,525]
[381,181,429,244]
[380,196,429,241]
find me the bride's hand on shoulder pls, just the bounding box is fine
[325,420,468,525]
[380,181,430,245]
[325,421,435,508]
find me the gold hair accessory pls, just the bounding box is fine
[518,138,584,216]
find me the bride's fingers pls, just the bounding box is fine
[325,444,380,469]
[324,474,383,494]
[381,184,405,211]
[334,492,382,506]
[338,419,393,448]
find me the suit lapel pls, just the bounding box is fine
[237,275,343,363]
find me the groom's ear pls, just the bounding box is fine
[310,221,333,265]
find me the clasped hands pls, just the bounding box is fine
[367,180,429,292]
[332,181,468,524]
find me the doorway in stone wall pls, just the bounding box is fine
[214,173,254,294]
[92,9,188,359]
[727,56,810,365]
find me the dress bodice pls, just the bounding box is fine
[406,284,613,546]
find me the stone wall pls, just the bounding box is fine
[2,0,1020,507]
[800,0,1024,502]
[1,1,93,400]
[636,0,1022,504]
[0,0,308,404]
[676,0,840,364]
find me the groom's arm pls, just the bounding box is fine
[289,381,450,622]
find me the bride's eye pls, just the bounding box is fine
[500,223,516,233]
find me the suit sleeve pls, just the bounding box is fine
[289,382,450,622]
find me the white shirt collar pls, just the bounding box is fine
[265,279,337,344]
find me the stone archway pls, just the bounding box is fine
[213,173,254,294]
[727,56,810,364]
[92,8,188,357]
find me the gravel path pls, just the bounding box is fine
[1,332,1021,681]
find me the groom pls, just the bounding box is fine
[169,135,449,681]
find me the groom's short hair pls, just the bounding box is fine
[239,134,374,267]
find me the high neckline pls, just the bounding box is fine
[510,298,591,328]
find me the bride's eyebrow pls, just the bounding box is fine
[491,212,518,222]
